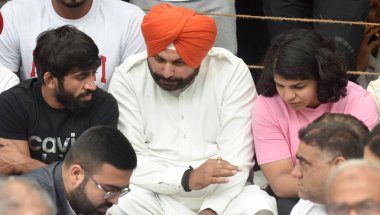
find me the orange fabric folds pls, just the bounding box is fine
[141,4,217,68]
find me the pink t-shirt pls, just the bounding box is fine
[252,81,378,165]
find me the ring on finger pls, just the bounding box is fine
[217,157,222,164]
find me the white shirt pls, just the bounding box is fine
[291,199,327,215]
[0,0,146,90]
[0,64,19,93]
[108,47,257,213]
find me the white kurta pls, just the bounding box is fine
[291,199,327,215]
[0,64,19,93]
[108,48,276,214]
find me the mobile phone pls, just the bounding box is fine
[369,32,380,44]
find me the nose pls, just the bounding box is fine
[84,81,97,91]
[283,88,296,102]
[291,162,302,179]
[108,195,120,205]
[161,63,175,79]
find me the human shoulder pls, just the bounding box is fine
[345,81,373,100]
[202,47,250,83]
[206,47,243,66]
[2,0,45,13]
[21,162,61,189]
[291,199,326,215]
[92,87,117,105]
[0,66,19,93]
[254,94,285,111]
[116,51,148,75]
[99,0,145,19]
[0,79,38,101]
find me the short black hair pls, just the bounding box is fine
[34,25,101,84]
[63,126,137,173]
[299,122,363,159]
[365,123,380,157]
[313,113,369,144]
[258,29,347,103]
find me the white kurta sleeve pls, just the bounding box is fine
[0,2,22,73]
[199,57,257,213]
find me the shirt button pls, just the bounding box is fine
[181,116,184,120]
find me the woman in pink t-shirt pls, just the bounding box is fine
[252,29,378,213]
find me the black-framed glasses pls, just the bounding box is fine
[83,168,131,200]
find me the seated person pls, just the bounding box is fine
[22,125,137,215]
[356,0,380,87]
[290,113,368,215]
[0,12,19,93]
[0,0,146,90]
[325,160,380,215]
[252,29,378,214]
[0,25,119,174]
[108,4,277,215]
[364,123,380,163]
[0,176,56,215]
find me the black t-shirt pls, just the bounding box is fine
[0,79,119,163]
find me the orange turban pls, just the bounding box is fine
[141,4,217,68]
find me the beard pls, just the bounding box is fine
[148,63,199,92]
[68,178,112,215]
[56,0,88,8]
[55,80,92,113]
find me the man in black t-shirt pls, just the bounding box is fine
[0,25,119,174]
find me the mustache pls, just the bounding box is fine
[97,202,113,211]
[151,72,182,82]
[77,90,92,98]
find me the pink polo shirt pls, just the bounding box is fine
[252,81,378,165]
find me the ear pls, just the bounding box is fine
[69,164,86,187]
[331,156,346,168]
[43,72,57,89]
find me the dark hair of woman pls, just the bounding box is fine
[257,29,348,103]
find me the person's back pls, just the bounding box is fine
[0,0,146,90]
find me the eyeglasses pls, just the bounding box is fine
[83,169,131,200]
[327,201,380,215]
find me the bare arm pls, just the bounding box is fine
[0,138,47,174]
[260,158,298,198]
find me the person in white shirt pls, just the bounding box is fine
[0,12,18,93]
[290,113,368,215]
[0,0,146,90]
[107,4,277,215]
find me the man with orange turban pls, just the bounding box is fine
[108,4,277,215]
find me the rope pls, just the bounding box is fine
[247,65,380,76]
[142,8,380,27]
[141,8,380,76]
[200,13,380,27]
